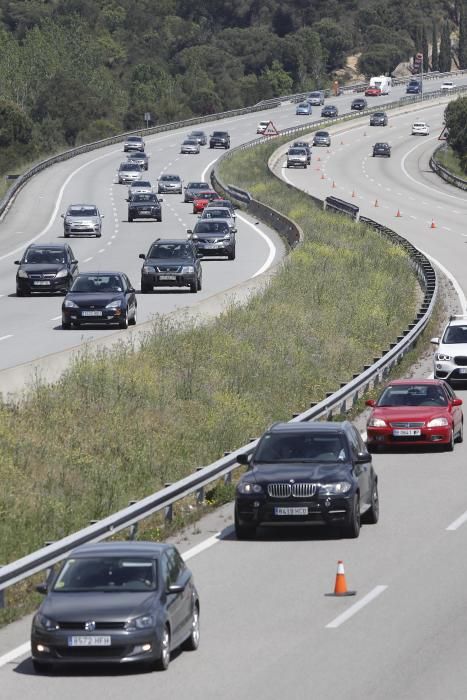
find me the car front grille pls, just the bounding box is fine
[389,422,425,428]
[28,273,57,280]
[58,621,126,630]
[56,646,126,659]
[156,266,182,273]
[267,483,316,498]
[454,356,467,366]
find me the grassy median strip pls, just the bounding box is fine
[0,137,419,623]
[435,145,467,181]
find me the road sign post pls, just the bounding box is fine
[144,112,151,129]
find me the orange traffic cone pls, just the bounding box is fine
[351,190,356,198]
[321,172,326,179]
[430,219,436,229]
[325,560,356,597]
[332,180,336,188]
[374,199,379,207]
[396,209,402,217]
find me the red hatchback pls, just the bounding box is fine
[365,86,382,97]
[366,379,463,451]
[192,191,219,214]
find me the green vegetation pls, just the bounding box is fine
[436,144,467,179]
[444,96,467,174]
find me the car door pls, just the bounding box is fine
[348,426,371,508]
[444,383,462,435]
[161,549,188,647]
[66,245,79,280]
[123,274,136,313]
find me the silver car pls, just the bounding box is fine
[313,130,331,147]
[126,151,149,170]
[127,180,154,198]
[118,162,143,184]
[286,148,308,168]
[62,205,104,238]
[158,174,183,194]
[184,181,210,202]
[200,207,237,232]
[123,135,145,152]
[188,130,207,145]
[181,139,200,154]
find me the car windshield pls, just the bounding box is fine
[190,132,204,137]
[120,163,141,171]
[374,113,385,118]
[53,557,157,592]
[148,243,192,258]
[254,432,348,463]
[128,153,145,159]
[202,209,229,218]
[161,175,180,182]
[195,222,229,233]
[71,275,123,293]
[309,92,321,97]
[298,103,309,108]
[443,325,467,343]
[377,385,448,407]
[315,132,328,137]
[212,132,227,136]
[289,148,305,155]
[187,182,209,190]
[132,194,156,202]
[131,181,151,188]
[183,140,197,145]
[23,248,66,264]
[127,137,143,143]
[195,192,217,199]
[68,207,97,217]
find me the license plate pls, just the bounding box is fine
[274,507,309,516]
[393,429,421,436]
[82,310,103,317]
[33,281,51,285]
[68,636,111,647]
[203,244,218,249]
[458,368,467,375]
[139,210,151,215]
[159,275,176,281]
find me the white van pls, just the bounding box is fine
[369,76,392,94]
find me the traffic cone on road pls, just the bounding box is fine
[430,219,437,229]
[374,199,379,207]
[325,560,356,597]
[396,209,402,217]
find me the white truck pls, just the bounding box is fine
[369,76,392,94]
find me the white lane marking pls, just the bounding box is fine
[0,335,13,341]
[83,257,93,263]
[236,212,276,277]
[0,642,30,668]
[401,137,467,202]
[50,315,61,321]
[98,248,105,253]
[419,248,467,311]
[201,157,221,183]
[447,510,467,531]
[326,585,388,629]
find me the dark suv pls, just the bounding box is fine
[351,97,368,111]
[139,239,202,293]
[128,193,162,222]
[15,243,79,296]
[209,131,230,149]
[234,421,379,539]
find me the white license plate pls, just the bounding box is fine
[458,368,467,375]
[393,429,421,436]
[274,507,309,516]
[82,310,103,317]
[33,281,51,286]
[138,210,151,215]
[159,275,176,281]
[68,636,111,647]
[203,244,218,249]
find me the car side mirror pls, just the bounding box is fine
[167,584,185,595]
[366,399,376,407]
[139,254,146,259]
[60,214,64,218]
[36,582,48,595]
[430,337,440,345]
[71,260,78,264]
[196,252,203,258]
[128,287,136,294]
[453,398,463,406]
[159,197,163,202]
[101,215,105,219]
[356,452,372,464]
[237,453,250,465]
[14,260,20,265]
[125,198,129,202]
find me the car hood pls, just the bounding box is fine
[129,201,159,208]
[146,257,193,266]
[19,263,65,274]
[66,216,99,223]
[39,591,155,622]
[65,292,124,307]
[247,462,350,483]
[371,406,449,422]
[438,342,467,355]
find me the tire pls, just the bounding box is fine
[182,605,200,651]
[33,660,53,674]
[234,507,256,540]
[154,626,170,671]
[446,428,455,452]
[456,420,464,444]
[96,233,102,237]
[362,481,379,524]
[197,277,202,291]
[141,282,152,294]
[190,281,197,293]
[343,495,360,538]
[157,216,162,222]
[62,321,71,330]
[129,305,137,326]
[128,216,133,222]
[16,289,24,297]
[119,309,129,329]
[64,233,70,238]
[228,248,236,260]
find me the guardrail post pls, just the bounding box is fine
[195,468,205,504]
[164,485,173,523]
[128,501,138,540]
[0,568,4,608]
[223,453,233,484]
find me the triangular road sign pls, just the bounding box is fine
[438,125,449,141]
[263,120,279,136]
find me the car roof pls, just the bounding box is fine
[67,204,98,209]
[445,316,467,327]
[77,271,125,276]
[28,243,67,249]
[386,379,447,386]
[266,421,351,434]
[69,541,171,558]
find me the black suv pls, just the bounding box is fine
[351,97,368,111]
[370,111,388,126]
[15,243,78,296]
[234,421,379,539]
[128,193,162,222]
[209,131,230,149]
[372,142,391,157]
[139,239,202,293]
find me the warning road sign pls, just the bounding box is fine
[263,120,279,136]
[438,125,449,140]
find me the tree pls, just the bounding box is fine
[459,0,467,69]
[261,60,293,95]
[312,18,352,72]
[0,100,33,147]
[439,21,452,71]
[444,96,467,172]
[431,21,439,71]
[422,25,429,73]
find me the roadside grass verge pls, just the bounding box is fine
[0,134,420,625]
[436,145,467,181]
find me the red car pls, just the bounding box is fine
[192,191,219,214]
[366,379,463,452]
[365,86,382,97]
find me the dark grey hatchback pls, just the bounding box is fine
[62,272,137,329]
[234,421,379,539]
[31,542,200,673]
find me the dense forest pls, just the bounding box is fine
[0,0,465,175]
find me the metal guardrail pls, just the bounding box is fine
[0,87,440,598]
[324,196,359,219]
[430,143,467,191]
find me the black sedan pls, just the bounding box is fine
[370,111,388,126]
[234,421,379,539]
[15,243,78,296]
[31,541,200,673]
[321,105,338,118]
[373,142,391,157]
[140,239,202,293]
[351,97,368,110]
[128,193,162,222]
[187,220,236,260]
[62,272,137,329]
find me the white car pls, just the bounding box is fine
[256,121,269,134]
[441,81,455,91]
[431,315,467,383]
[127,180,154,198]
[411,121,430,135]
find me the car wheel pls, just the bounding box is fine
[129,305,137,326]
[182,605,200,651]
[72,321,81,328]
[343,495,360,538]
[64,233,70,238]
[446,428,455,451]
[190,281,197,293]
[119,310,129,329]
[16,288,24,297]
[128,216,133,222]
[234,507,256,539]
[154,625,170,671]
[456,420,464,443]
[197,277,202,291]
[62,321,71,329]
[157,216,162,222]
[96,233,102,237]
[33,660,53,674]
[228,247,236,260]
[362,482,379,524]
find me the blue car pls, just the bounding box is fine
[406,80,421,94]
[296,102,312,115]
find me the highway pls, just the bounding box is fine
[1,78,467,699]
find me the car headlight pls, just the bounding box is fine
[18,269,29,278]
[124,614,155,631]
[237,482,263,494]
[319,482,352,495]
[143,266,154,274]
[63,299,78,308]
[181,266,194,274]
[435,353,452,361]
[427,417,449,427]
[223,234,231,240]
[55,268,68,279]
[34,614,59,631]
[106,300,122,309]
[65,218,72,225]
[368,417,387,427]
